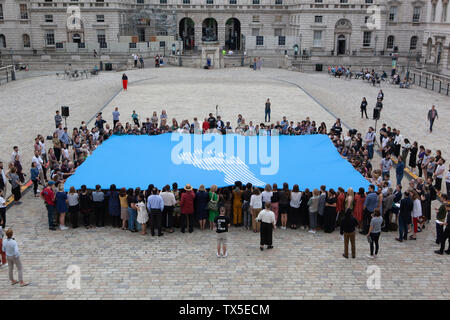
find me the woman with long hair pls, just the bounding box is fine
[353,188,365,231]
[136,192,148,235]
[122,73,128,90]
[208,185,219,230]
[79,185,92,229]
[279,183,290,229]
[307,189,320,233]
[289,184,301,229]
[300,188,311,230]
[119,187,128,230]
[127,188,137,232]
[232,182,243,226]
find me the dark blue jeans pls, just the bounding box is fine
[429,118,435,132]
[46,204,55,228]
[396,173,403,186]
[398,216,409,240]
[265,110,270,122]
[367,144,374,159]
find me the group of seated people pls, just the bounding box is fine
[391,73,411,88]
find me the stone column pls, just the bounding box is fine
[195,23,203,50]
[218,25,226,49]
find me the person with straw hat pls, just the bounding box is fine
[180,184,196,233]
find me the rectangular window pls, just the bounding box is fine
[45,15,53,22]
[137,0,144,3]
[160,0,167,3]
[389,6,397,22]
[313,30,322,47]
[183,0,190,3]
[252,15,260,22]
[314,16,322,23]
[256,36,264,46]
[0,4,3,20]
[20,4,28,20]
[413,7,421,22]
[364,16,369,23]
[160,41,165,47]
[315,0,323,2]
[365,0,373,3]
[252,28,259,36]
[96,15,105,22]
[363,31,371,47]
[206,0,213,3]
[253,0,260,4]
[229,0,237,3]
[432,4,436,21]
[45,30,55,45]
[97,29,106,45]
[278,36,286,46]
[275,0,282,4]
[340,0,348,3]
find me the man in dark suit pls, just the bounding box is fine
[396,191,413,242]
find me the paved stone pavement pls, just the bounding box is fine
[0,190,449,300]
[0,67,449,299]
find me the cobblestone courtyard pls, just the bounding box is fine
[0,67,449,299]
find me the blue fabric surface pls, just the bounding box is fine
[64,134,370,191]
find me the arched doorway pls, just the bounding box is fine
[334,19,352,55]
[436,42,443,65]
[225,18,241,51]
[202,18,218,42]
[179,17,195,50]
[337,34,346,55]
[72,33,81,43]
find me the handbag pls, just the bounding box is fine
[208,199,218,211]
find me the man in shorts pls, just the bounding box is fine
[214,207,231,258]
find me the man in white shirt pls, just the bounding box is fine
[434,159,446,192]
[11,146,20,163]
[160,185,176,232]
[256,203,276,250]
[32,151,45,185]
[365,127,375,159]
[381,154,393,180]
[393,129,403,157]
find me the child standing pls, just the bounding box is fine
[214,207,231,258]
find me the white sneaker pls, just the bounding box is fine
[222,252,228,258]
[367,254,374,259]
[308,230,316,234]
[60,226,69,230]
[281,226,286,230]
[0,263,7,268]
[340,235,344,241]
[216,253,221,258]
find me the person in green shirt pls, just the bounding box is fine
[209,185,219,230]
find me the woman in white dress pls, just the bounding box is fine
[136,194,148,235]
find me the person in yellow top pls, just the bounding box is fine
[232,183,243,226]
[119,188,128,230]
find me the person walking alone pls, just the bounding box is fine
[427,105,438,133]
[214,207,231,257]
[265,98,271,122]
[360,97,368,119]
[122,73,128,91]
[2,229,29,286]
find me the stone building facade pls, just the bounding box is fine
[0,0,449,74]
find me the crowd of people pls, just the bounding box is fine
[0,103,448,262]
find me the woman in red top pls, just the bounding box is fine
[353,187,366,231]
[336,187,346,227]
[202,118,209,133]
[180,184,196,233]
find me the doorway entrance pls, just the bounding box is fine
[225,18,241,51]
[337,35,346,55]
